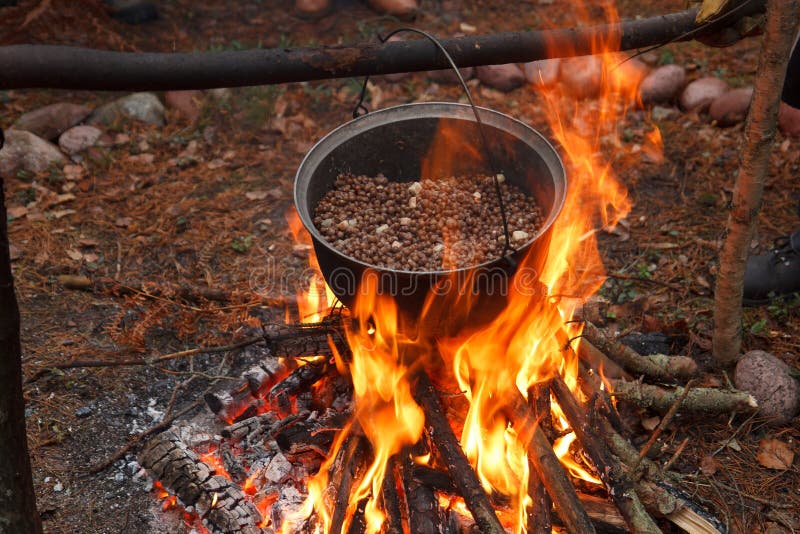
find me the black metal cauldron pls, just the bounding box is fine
[294,102,566,328]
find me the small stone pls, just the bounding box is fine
[651,106,679,121]
[75,406,93,418]
[638,65,686,105]
[375,224,389,234]
[409,196,417,208]
[559,56,603,99]
[0,129,66,176]
[427,66,474,85]
[512,230,529,241]
[12,102,92,140]
[680,76,729,112]
[408,181,423,195]
[709,87,753,127]
[522,59,560,88]
[778,102,800,137]
[88,92,166,127]
[59,125,102,154]
[476,64,526,92]
[735,350,800,425]
[114,471,125,483]
[391,240,403,249]
[164,90,203,122]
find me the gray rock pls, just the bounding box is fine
[59,125,103,154]
[475,64,525,92]
[559,56,603,99]
[735,350,799,425]
[639,64,686,105]
[523,58,560,88]
[0,129,66,176]
[75,406,93,418]
[88,92,165,127]
[680,77,729,112]
[709,87,753,127]
[12,102,92,140]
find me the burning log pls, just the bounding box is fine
[550,377,663,534]
[401,455,446,534]
[139,430,262,534]
[581,322,697,380]
[221,413,279,444]
[268,360,331,414]
[274,409,350,457]
[412,372,506,534]
[505,396,597,534]
[381,459,404,534]
[608,378,758,414]
[204,387,260,423]
[527,383,553,534]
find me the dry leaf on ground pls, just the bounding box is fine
[756,438,795,470]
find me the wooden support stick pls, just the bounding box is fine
[402,455,444,534]
[550,378,663,534]
[381,458,404,534]
[330,432,367,534]
[582,322,697,379]
[413,372,505,534]
[609,379,758,414]
[505,395,597,534]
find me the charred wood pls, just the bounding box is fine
[401,455,444,534]
[269,360,331,414]
[550,378,662,534]
[505,395,596,534]
[528,383,553,534]
[413,372,505,534]
[139,430,262,534]
[381,459,404,534]
[274,410,349,457]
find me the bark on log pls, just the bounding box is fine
[550,378,662,534]
[381,459,404,534]
[0,2,766,90]
[609,379,758,414]
[505,395,597,534]
[712,0,800,364]
[402,456,445,534]
[0,178,43,534]
[527,383,553,534]
[582,322,697,379]
[412,372,505,534]
[139,430,262,533]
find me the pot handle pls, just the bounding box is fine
[352,28,518,263]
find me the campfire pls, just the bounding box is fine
[137,11,733,534]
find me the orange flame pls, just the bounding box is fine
[287,208,335,324]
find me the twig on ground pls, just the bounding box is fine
[662,437,690,472]
[609,379,758,414]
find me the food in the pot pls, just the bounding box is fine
[313,173,543,271]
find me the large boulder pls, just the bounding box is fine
[709,87,753,127]
[680,77,729,112]
[638,65,686,105]
[88,92,166,127]
[475,64,525,92]
[12,102,92,141]
[0,129,66,176]
[735,350,799,425]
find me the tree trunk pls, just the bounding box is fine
[0,176,42,533]
[712,1,800,365]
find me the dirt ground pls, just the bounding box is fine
[1,0,799,533]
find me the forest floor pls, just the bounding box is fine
[1,0,799,533]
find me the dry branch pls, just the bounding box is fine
[713,0,800,364]
[527,383,553,534]
[402,455,445,534]
[582,322,697,379]
[139,430,262,533]
[609,379,758,414]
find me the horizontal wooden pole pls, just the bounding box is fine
[0,1,764,91]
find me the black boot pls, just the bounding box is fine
[743,229,800,306]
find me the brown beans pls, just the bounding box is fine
[313,173,543,271]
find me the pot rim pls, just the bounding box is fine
[294,102,567,277]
